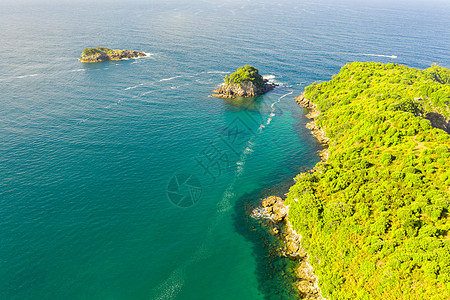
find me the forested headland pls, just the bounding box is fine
[286,62,450,299]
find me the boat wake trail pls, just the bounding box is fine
[153,268,185,300]
[362,53,397,59]
[159,75,182,82]
[124,83,144,90]
[15,73,40,79]
[260,90,293,130]
[152,88,293,300]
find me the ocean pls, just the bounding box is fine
[1,0,449,299]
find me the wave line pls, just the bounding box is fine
[361,53,397,59]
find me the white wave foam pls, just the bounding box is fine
[159,75,182,82]
[263,75,276,81]
[362,53,397,59]
[266,112,276,126]
[278,91,293,100]
[195,79,213,85]
[244,147,254,153]
[124,83,143,90]
[16,74,40,79]
[250,207,272,220]
[207,71,230,74]
[74,118,89,124]
[143,52,155,57]
[218,188,235,213]
[263,75,277,85]
[263,91,293,127]
[70,69,85,72]
[154,268,185,300]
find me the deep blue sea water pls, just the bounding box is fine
[1,0,449,299]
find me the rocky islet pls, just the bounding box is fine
[79,47,146,63]
[211,65,277,98]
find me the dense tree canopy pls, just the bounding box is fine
[81,47,115,57]
[224,65,265,89]
[286,62,450,299]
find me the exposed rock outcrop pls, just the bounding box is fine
[210,65,277,98]
[252,196,324,300]
[425,112,450,133]
[262,196,288,222]
[79,47,146,63]
[295,94,329,161]
[211,80,277,99]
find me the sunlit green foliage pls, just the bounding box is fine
[82,47,115,57]
[286,62,450,299]
[224,65,264,88]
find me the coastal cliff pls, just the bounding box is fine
[251,93,330,300]
[211,65,277,98]
[284,62,450,299]
[252,196,325,300]
[79,47,146,63]
[296,94,329,161]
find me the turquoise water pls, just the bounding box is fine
[1,1,449,299]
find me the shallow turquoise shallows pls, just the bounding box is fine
[1,0,449,299]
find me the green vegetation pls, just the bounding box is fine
[286,62,450,299]
[224,65,265,88]
[81,47,115,57]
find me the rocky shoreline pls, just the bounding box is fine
[295,94,329,162]
[251,196,324,300]
[210,79,277,99]
[250,93,331,299]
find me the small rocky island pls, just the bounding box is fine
[79,47,146,63]
[211,65,277,98]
